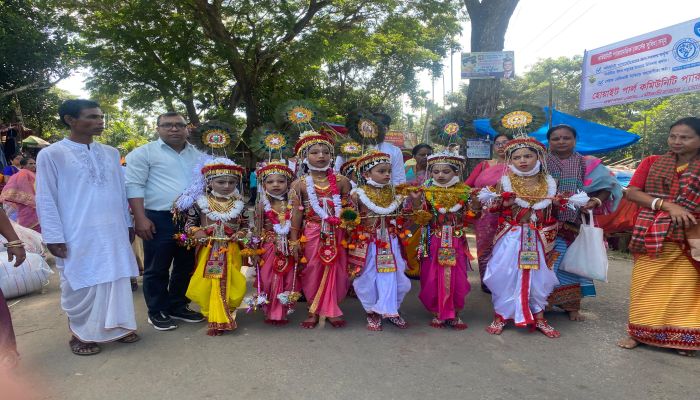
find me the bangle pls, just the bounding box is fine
[651,198,660,210]
[3,240,23,248]
[658,199,665,211]
[591,197,603,208]
[288,239,300,247]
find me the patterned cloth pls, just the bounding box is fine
[546,153,585,222]
[629,152,700,256]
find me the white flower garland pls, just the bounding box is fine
[305,173,341,221]
[196,194,245,222]
[501,174,556,211]
[426,178,463,214]
[262,193,291,235]
[355,187,402,215]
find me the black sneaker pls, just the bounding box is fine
[147,312,178,331]
[169,306,205,323]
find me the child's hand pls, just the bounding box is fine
[193,230,207,240]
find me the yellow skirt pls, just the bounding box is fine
[404,228,421,279]
[628,242,700,350]
[186,242,247,330]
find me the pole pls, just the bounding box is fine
[547,80,554,128]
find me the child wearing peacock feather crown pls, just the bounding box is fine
[250,161,300,325]
[476,136,587,339]
[407,151,472,330]
[346,150,412,331]
[289,131,352,329]
[173,157,248,336]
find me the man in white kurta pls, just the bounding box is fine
[36,101,139,350]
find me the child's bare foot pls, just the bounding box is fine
[206,329,224,336]
[328,316,346,328]
[617,337,639,349]
[535,319,560,338]
[430,317,445,328]
[486,317,506,335]
[567,310,585,321]
[300,314,319,329]
[366,313,382,331]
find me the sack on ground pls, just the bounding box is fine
[560,211,609,282]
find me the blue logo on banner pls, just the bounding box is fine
[695,22,700,37]
[673,38,699,62]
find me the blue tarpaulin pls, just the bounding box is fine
[474,107,640,155]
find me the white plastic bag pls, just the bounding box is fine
[559,210,608,282]
[0,252,53,299]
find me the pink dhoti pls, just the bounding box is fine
[300,222,349,318]
[418,235,471,320]
[260,241,296,321]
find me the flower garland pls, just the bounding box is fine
[501,173,556,210]
[262,193,291,235]
[196,194,245,221]
[425,179,467,214]
[355,186,402,215]
[305,169,341,225]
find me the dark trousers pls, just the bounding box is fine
[142,210,195,315]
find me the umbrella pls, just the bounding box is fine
[21,135,51,148]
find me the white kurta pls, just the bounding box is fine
[36,139,138,341]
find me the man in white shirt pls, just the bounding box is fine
[36,99,140,355]
[126,112,203,331]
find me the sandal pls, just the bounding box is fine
[328,317,346,328]
[366,313,382,331]
[69,336,101,356]
[387,315,408,329]
[535,319,560,338]
[300,314,319,329]
[117,332,141,344]
[446,317,468,330]
[486,317,506,335]
[430,317,445,329]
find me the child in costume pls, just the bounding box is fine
[478,136,579,338]
[409,151,472,330]
[289,131,352,328]
[348,151,412,331]
[251,161,299,325]
[174,157,248,336]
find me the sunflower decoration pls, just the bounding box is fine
[491,104,545,138]
[345,109,388,147]
[249,123,298,160]
[429,109,470,149]
[190,120,241,155]
[335,137,362,159]
[274,100,323,133]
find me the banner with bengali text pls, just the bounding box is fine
[580,18,700,110]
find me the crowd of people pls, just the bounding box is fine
[1,99,699,366]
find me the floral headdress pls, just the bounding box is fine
[201,157,244,180]
[504,137,547,159]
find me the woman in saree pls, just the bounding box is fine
[545,125,621,321]
[0,158,40,232]
[618,117,700,356]
[466,133,509,292]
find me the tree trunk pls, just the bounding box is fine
[463,0,519,121]
[181,97,200,125]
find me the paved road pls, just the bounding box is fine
[8,251,698,400]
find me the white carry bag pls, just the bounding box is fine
[0,252,53,299]
[559,210,609,282]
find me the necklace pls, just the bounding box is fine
[263,194,291,236]
[197,194,245,221]
[425,181,468,214]
[305,169,342,224]
[501,173,556,211]
[356,186,401,215]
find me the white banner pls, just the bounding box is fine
[580,18,700,110]
[461,51,515,79]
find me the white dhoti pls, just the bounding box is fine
[484,226,559,326]
[60,272,136,343]
[353,237,412,317]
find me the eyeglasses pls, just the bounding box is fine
[494,142,507,147]
[158,123,187,129]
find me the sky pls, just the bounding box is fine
[58,0,697,108]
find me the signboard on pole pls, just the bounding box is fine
[461,51,515,79]
[466,138,492,159]
[580,18,700,110]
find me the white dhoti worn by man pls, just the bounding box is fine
[37,139,139,342]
